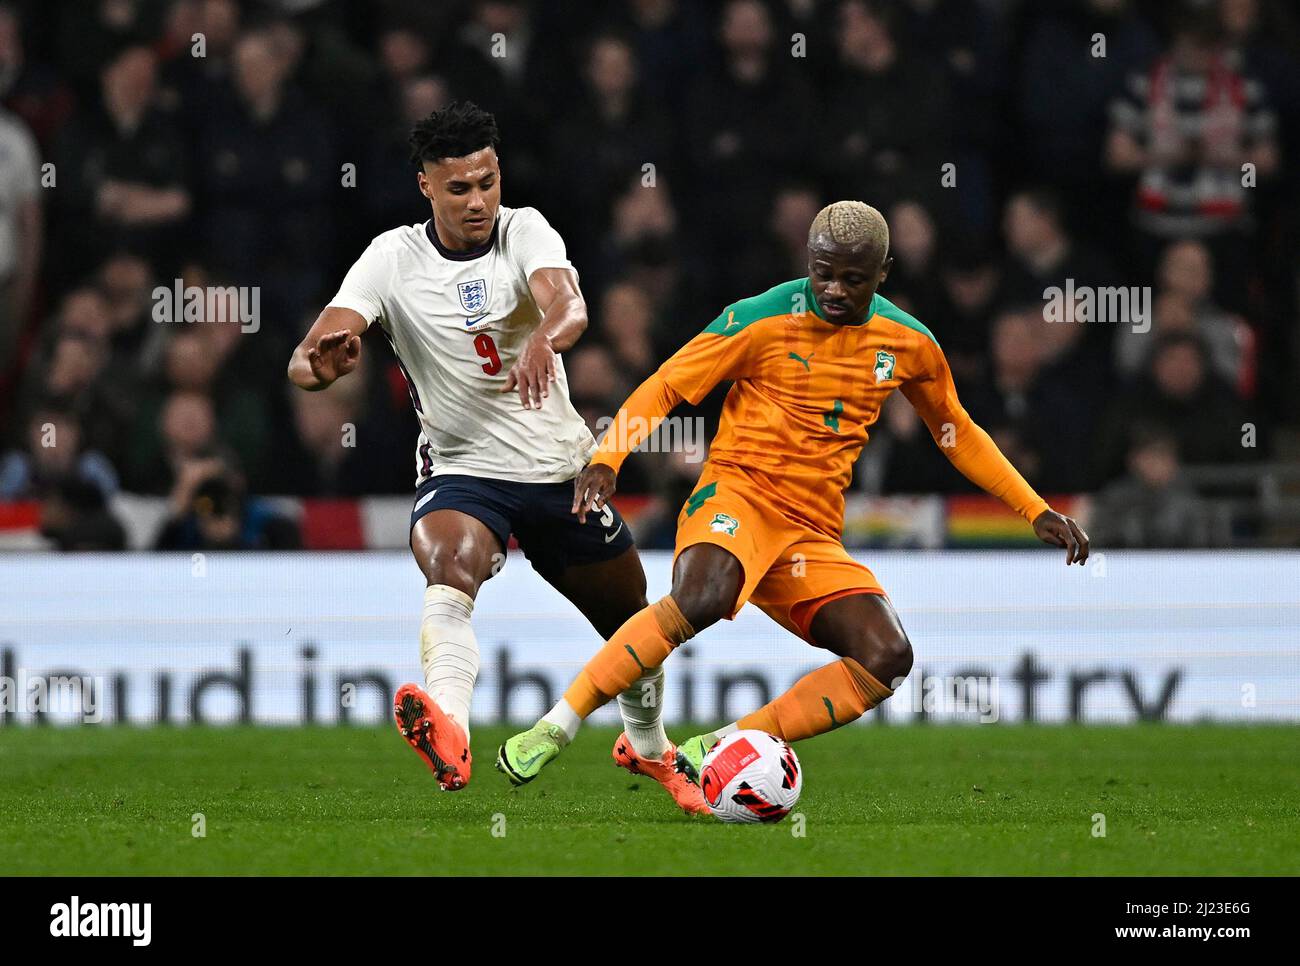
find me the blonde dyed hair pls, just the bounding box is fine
[808,201,889,258]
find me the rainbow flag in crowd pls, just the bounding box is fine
[944,495,1080,547]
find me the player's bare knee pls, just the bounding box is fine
[873,630,913,685]
[669,584,730,634]
[415,544,481,596]
[848,627,912,686]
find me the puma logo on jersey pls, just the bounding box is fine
[724,311,741,330]
[788,350,814,371]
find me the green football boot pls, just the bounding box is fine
[495,722,569,786]
[673,733,717,786]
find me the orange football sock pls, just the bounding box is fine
[563,596,695,718]
[737,657,893,741]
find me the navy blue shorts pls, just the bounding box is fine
[410,474,635,580]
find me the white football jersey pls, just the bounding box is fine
[328,206,597,485]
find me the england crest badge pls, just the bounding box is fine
[457,278,488,315]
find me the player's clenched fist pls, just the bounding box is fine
[572,462,616,522]
[306,329,362,386]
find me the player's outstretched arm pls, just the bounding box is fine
[572,374,685,522]
[287,307,367,391]
[505,267,588,411]
[927,410,1090,565]
[902,340,1089,565]
[572,309,757,519]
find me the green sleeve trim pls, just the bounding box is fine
[702,278,807,336]
[684,481,718,516]
[871,294,939,346]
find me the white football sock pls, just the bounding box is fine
[541,699,580,742]
[420,584,479,737]
[617,666,671,759]
[704,722,739,746]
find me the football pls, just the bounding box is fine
[698,730,803,824]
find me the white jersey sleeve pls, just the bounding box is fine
[505,207,578,282]
[327,240,390,326]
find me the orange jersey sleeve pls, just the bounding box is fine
[901,337,1051,524]
[591,307,759,472]
[589,373,684,473]
[657,312,760,404]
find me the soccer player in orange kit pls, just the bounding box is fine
[497,200,1089,789]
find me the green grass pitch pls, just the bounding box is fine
[0,724,1295,875]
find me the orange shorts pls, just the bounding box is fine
[672,469,884,642]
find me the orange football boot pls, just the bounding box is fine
[394,683,471,791]
[612,731,709,815]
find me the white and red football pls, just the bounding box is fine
[698,730,803,824]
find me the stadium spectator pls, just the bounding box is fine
[275,358,382,497]
[53,45,191,279]
[125,389,232,496]
[598,281,658,381]
[1115,240,1253,392]
[616,0,711,112]
[627,448,708,550]
[962,307,1094,492]
[125,327,271,494]
[857,392,966,496]
[0,3,74,149]
[359,59,451,236]
[197,29,335,309]
[1105,8,1279,306]
[930,236,1002,382]
[550,32,673,273]
[567,342,628,435]
[0,403,117,501]
[378,21,434,91]
[723,183,823,304]
[439,0,546,196]
[155,468,299,551]
[884,199,943,322]
[38,476,126,551]
[594,175,691,337]
[53,287,113,341]
[1094,331,1249,484]
[1090,426,1211,547]
[32,330,132,464]
[1001,188,1116,308]
[157,0,242,120]
[0,102,40,372]
[1015,0,1160,238]
[687,0,812,262]
[823,0,950,210]
[97,251,161,372]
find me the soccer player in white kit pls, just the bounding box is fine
[287,102,703,812]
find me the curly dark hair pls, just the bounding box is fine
[408,101,501,168]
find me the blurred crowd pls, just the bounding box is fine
[0,0,1297,550]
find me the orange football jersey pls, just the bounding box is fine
[593,277,1048,536]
